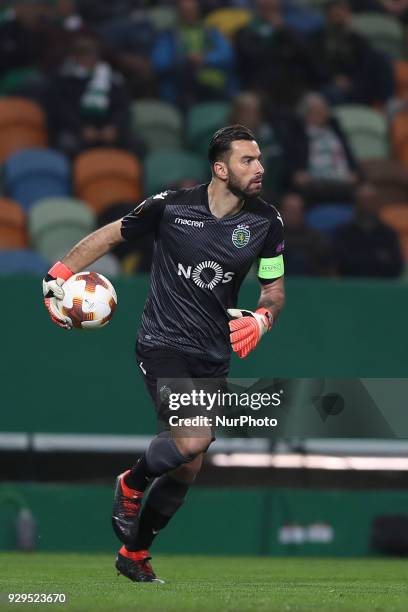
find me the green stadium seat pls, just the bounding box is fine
[28,197,95,262]
[334,105,389,161]
[186,102,230,156]
[144,150,208,195]
[131,100,183,152]
[352,13,404,59]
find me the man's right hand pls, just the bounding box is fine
[42,261,74,329]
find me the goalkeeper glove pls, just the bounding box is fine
[42,261,74,329]
[227,308,273,359]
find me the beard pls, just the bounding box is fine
[227,169,262,199]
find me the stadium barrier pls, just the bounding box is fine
[1,483,408,556]
[2,276,407,556]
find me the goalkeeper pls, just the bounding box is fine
[43,125,285,583]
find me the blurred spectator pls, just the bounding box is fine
[200,1,254,12]
[41,2,87,74]
[46,35,132,157]
[311,0,395,105]
[0,0,89,96]
[49,0,84,31]
[289,93,359,205]
[334,183,404,277]
[152,0,236,108]
[0,0,48,88]
[380,0,408,17]
[384,0,408,15]
[348,0,389,11]
[281,0,324,35]
[77,0,145,25]
[96,11,155,99]
[228,92,285,199]
[235,0,317,108]
[350,0,408,17]
[280,192,334,276]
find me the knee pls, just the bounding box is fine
[176,436,213,458]
[172,453,203,483]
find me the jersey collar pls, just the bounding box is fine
[202,183,247,221]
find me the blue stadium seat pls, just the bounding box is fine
[307,204,354,234]
[4,148,71,210]
[0,249,49,274]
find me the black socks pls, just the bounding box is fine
[121,432,196,552]
[126,474,190,551]
[124,455,151,492]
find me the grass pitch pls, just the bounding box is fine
[0,553,407,611]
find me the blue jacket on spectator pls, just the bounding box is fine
[152,25,236,107]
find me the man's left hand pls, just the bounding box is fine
[227,308,273,359]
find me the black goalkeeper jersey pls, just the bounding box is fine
[121,183,284,362]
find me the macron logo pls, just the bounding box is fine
[174,217,204,228]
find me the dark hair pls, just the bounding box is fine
[208,124,256,165]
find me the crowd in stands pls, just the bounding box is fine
[1,0,408,278]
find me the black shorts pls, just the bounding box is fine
[135,341,230,433]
